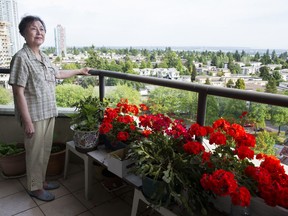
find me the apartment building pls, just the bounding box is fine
[0,21,11,67]
[54,24,67,57]
[0,0,20,55]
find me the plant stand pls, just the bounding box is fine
[131,188,177,216]
[64,141,94,200]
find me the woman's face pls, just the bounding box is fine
[23,20,45,48]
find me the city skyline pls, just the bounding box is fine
[17,0,288,50]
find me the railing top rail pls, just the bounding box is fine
[90,69,288,107]
[1,68,287,107]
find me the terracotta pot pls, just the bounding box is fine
[46,143,66,176]
[0,144,26,178]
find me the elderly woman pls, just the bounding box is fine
[9,15,90,201]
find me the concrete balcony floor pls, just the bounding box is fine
[0,162,164,216]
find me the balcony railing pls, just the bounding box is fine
[1,68,288,126]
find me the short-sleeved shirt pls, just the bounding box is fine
[8,44,60,123]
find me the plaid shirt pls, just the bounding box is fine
[9,44,60,122]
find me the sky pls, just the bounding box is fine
[17,0,288,50]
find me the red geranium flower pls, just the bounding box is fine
[231,186,251,207]
[209,131,227,145]
[183,141,205,155]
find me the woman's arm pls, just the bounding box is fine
[12,85,34,137]
[55,67,91,79]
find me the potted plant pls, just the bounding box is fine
[0,142,26,178]
[70,96,109,153]
[46,142,66,177]
[128,113,192,210]
[99,98,147,150]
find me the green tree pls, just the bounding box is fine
[162,51,184,74]
[205,78,211,85]
[248,103,268,129]
[106,60,123,72]
[233,50,241,62]
[190,64,197,82]
[80,77,98,88]
[222,99,247,121]
[272,70,282,85]
[54,56,61,64]
[140,61,147,69]
[146,60,153,68]
[206,96,220,125]
[270,106,288,135]
[255,131,276,155]
[61,63,79,84]
[0,87,12,104]
[122,58,134,72]
[85,51,105,69]
[259,66,271,80]
[56,84,91,107]
[226,79,234,88]
[72,47,80,55]
[106,85,141,106]
[147,87,197,119]
[261,50,272,65]
[228,59,241,74]
[265,78,277,94]
[235,78,245,89]
[253,52,261,61]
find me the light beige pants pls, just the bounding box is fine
[24,118,55,191]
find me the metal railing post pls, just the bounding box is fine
[99,75,105,101]
[196,91,207,126]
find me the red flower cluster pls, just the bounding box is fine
[200,169,250,206]
[200,169,238,196]
[183,117,288,209]
[183,141,204,155]
[99,99,147,143]
[139,114,172,133]
[138,114,188,141]
[245,154,288,208]
[184,118,256,160]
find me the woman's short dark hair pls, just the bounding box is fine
[18,15,46,36]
